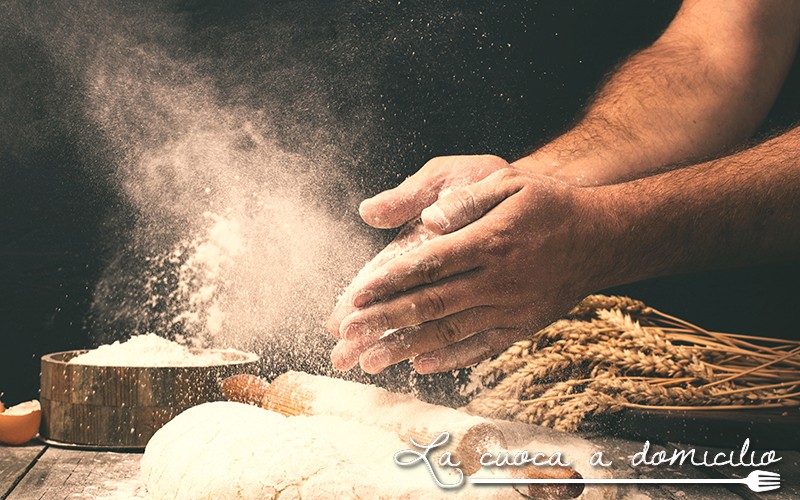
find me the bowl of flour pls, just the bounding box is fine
[40,334,259,450]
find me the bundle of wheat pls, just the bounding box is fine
[463,295,800,432]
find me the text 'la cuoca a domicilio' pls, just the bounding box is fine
[394,432,781,489]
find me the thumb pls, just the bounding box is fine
[420,169,522,234]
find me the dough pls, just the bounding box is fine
[140,402,516,499]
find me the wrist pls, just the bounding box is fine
[573,183,649,291]
[512,149,617,187]
[511,154,561,178]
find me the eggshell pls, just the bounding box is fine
[0,400,41,445]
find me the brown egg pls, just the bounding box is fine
[0,400,41,445]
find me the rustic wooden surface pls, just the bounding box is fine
[1,439,797,499]
[2,446,143,499]
[0,446,145,500]
[0,443,45,499]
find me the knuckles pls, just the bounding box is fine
[415,254,443,284]
[494,167,523,186]
[433,319,463,346]
[443,187,478,223]
[374,309,393,331]
[419,289,447,319]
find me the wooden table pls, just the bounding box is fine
[1,444,144,499]
[1,439,798,499]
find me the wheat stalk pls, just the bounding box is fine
[463,295,800,432]
[567,295,652,319]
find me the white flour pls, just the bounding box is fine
[68,334,256,367]
[166,212,245,348]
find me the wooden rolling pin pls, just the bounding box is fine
[221,372,583,499]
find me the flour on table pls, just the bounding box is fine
[68,334,256,367]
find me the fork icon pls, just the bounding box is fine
[471,469,781,492]
[735,470,782,492]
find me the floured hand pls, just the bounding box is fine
[328,155,510,370]
[329,158,615,375]
[357,154,511,229]
[327,220,437,371]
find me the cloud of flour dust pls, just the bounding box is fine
[6,1,379,375]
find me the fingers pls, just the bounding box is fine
[358,155,510,229]
[413,328,525,374]
[420,168,524,234]
[341,270,483,340]
[326,301,356,337]
[351,170,523,308]
[327,220,433,337]
[359,164,446,229]
[331,333,384,371]
[350,232,483,309]
[358,306,500,374]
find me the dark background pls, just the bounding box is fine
[1,1,798,404]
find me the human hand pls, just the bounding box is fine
[330,166,615,374]
[358,155,511,229]
[327,155,511,367]
[326,219,437,350]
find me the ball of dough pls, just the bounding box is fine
[142,402,306,499]
[141,401,517,499]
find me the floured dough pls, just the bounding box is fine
[140,402,518,499]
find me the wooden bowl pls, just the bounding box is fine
[40,349,260,450]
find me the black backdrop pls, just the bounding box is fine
[1,1,798,404]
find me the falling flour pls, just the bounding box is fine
[68,334,257,367]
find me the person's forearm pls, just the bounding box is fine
[514,0,800,186]
[593,125,800,289]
